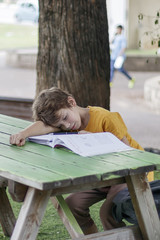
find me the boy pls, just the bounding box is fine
[10,87,153,234]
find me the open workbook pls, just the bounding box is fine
[28,132,132,157]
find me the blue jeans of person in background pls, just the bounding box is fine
[110,59,132,82]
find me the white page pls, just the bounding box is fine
[28,133,57,147]
[28,132,132,157]
[54,132,132,157]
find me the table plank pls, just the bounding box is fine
[0,155,72,189]
[0,122,22,135]
[1,132,158,175]
[121,150,160,169]
[0,139,156,186]
[0,132,136,173]
[0,132,159,190]
[0,143,103,182]
[0,114,31,128]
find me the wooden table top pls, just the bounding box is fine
[0,114,160,191]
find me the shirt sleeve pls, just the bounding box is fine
[102,112,128,140]
[121,37,127,49]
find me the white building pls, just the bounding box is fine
[107,0,160,49]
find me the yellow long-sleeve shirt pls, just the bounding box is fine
[84,106,154,181]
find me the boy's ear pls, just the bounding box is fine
[67,96,76,107]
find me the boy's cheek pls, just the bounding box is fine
[61,125,68,131]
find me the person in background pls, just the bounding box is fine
[110,25,135,88]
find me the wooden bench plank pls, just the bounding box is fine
[74,225,142,240]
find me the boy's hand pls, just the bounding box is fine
[10,132,26,146]
[9,121,60,147]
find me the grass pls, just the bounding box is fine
[0,192,103,240]
[126,48,158,56]
[0,23,38,50]
[0,171,159,240]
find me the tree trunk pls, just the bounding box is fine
[37,0,110,109]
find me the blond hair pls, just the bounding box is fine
[32,87,73,126]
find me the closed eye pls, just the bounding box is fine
[63,115,67,121]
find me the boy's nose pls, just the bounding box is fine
[64,122,70,129]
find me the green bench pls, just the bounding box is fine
[0,114,160,240]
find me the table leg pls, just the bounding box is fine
[11,187,52,240]
[0,187,16,237]
[126,173,160,240]
[51,195,84,238]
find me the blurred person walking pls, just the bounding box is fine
[110,25,135,88]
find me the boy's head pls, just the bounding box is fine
[116,25,123,34]
[32,87,74,126]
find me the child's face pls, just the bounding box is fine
[116,27,122,34]
[54,107,81,131]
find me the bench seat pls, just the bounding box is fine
[74,225,142,240]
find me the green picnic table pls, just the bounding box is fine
[0,114,160,240]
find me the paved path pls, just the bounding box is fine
[0,51,36,99]
[0,55,159,149]
[111,71,160,149]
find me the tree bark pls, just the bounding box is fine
[37,0,110,109]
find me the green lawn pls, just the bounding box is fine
[126,48,158,56]
[0,23,38,50]
[0,171,159,240]
[0,192,103,240]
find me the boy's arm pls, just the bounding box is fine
[10,121,60,146]
[121,136,130,146]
